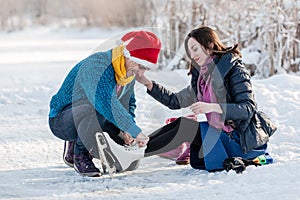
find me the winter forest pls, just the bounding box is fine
[1,0,299,78]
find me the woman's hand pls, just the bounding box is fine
[136,132,149,147]
[134,68,153,90]
[190,102,223,114]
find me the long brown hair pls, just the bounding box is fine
[184,26,241,61]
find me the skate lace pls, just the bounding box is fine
[124,141,139,152]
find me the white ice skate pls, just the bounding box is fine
[95,132,145,178]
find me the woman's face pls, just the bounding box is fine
[187,37,211,66]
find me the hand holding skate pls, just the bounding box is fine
[136,133,149,147]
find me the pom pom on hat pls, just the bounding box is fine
[120,30,161,68]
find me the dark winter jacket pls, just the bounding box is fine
[147,53,265,153]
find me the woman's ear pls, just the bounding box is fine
[206,42,214,55]
[208,42,214,50]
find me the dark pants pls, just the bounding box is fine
[145,117,201,156]
[145,117,267,171]
[144,117,205,167]
[48,102,124,156]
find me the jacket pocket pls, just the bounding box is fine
[241,110,277,153]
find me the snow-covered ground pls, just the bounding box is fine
[0,27,299,200]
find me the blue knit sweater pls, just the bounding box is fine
[49,50,142,137]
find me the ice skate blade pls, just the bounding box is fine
[95,132,117,178]
[96,132,146,177]
[103,132,145,170]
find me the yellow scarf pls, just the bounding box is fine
[112,45,134,86]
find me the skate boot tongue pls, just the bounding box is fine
[124,141,146,152]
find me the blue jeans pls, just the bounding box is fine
[191,122,268,171]
[48,101,124,155]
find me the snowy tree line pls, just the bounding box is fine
[152,0,300,77]
[0,0,299,77]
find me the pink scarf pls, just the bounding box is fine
[197,56,234,132]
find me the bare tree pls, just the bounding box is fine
[153,0,300,77]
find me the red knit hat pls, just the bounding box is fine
[120,30,161,68]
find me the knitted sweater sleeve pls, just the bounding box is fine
[78,57,142,137]
[128,92,137,121]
